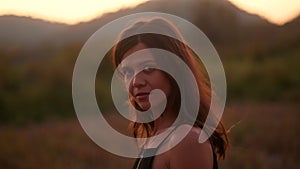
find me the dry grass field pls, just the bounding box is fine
[0,102,299,169]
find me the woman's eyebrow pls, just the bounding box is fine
[121,59,156,68]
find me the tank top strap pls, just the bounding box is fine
[138,125,180,158]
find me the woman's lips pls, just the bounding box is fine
[135,93,150,100]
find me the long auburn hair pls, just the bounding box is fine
[112,17,228,159]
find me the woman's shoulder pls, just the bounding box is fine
[167,124,204,143]
[166,124,214,169]
[170,124,211,149]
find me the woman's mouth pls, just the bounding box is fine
[135,92,150,100]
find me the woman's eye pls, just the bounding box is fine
[143,66,155,73]
[121,68,133,77]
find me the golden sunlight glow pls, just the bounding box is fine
[228,0,300,25]
[0,0,149,25]
[0,0,299,25]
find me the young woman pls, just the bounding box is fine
[112,17,228,169]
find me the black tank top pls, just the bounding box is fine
[132,126,219,169]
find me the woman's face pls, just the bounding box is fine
[119,43,172,111]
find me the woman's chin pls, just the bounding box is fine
[138,103,151,111]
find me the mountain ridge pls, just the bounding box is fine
[0,0,299,55]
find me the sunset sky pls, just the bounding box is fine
[0,0,299,25]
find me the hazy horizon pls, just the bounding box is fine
[0,0,299,25]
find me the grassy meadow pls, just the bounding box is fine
[0,102,299,169]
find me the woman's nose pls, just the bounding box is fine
[132,73,146,87]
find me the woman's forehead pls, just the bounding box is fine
[121,43,157,68]
[120,53,156,70]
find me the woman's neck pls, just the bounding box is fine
[153,109,177,135]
